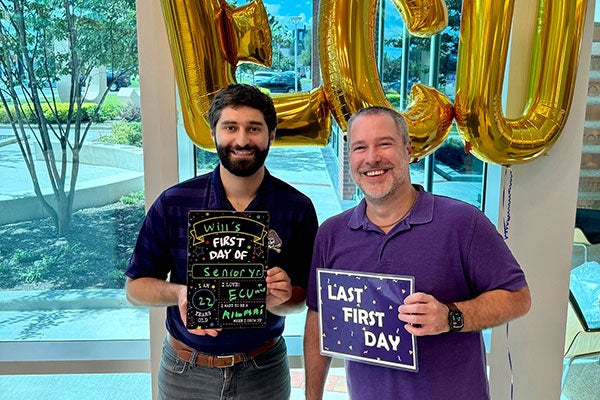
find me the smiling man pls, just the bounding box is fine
[303,106,531,400]
[125,84,318,399]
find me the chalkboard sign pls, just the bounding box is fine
[317,269,418,372]
[186,210,269,329]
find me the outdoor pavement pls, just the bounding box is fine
[0,126,138,201]
[0,127,484,399]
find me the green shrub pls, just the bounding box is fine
[94,100,124,122]
[119,102,141,122]
[385,93,402,107]
[0,106,8,123]
[435,138,466,170]
[41,102,97,123]
[96,121,142,146]
[435,137,483,174]
[0,102,99,123]
[0,104,33,122]
[120,190,144,204]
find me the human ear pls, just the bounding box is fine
[269,130,276,146]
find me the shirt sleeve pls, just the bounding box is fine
[125,193,173,281]
[287,200,319,289]
[464,209,529,294]
[306,223,330,311]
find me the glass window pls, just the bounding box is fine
[0,0,148,396]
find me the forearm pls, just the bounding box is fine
[125,276,183,307]
[304,310,332,400]
[457,287,531,332]
[268,286,306,316]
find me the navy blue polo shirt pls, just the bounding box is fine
[126,166,318,354]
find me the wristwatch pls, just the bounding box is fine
[446,302,464,332]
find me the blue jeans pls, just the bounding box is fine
[158,336,290,400]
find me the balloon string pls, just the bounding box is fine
[502,167,513,240]
[501,166,514,398]
[506,322,514,400]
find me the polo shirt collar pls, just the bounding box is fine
[208,165,272,211]
[348,184,433,230]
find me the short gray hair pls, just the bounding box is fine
[347,106,410,144]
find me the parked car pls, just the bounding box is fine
[387,81,402,91]
[254,71,278,85]
[106,67,131,91]
[258,73,301,93]
[386,77,420,92]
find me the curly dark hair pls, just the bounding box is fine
[207,84,277,133]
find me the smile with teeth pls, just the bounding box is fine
[232,149,254,156]
[365,169,386,177]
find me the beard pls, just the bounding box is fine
[216,143,270,177]
[352,162,403,203]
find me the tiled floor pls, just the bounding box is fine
[290,367,348,399]
[2,360,598,400]
[0,369,348,400]
[561,357,600,400]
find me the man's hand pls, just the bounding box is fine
[265,267,293,308]
[397,292,449,336]
[177,285,221,337]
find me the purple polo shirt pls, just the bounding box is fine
[307,185,528,400]
[127,166,318,354]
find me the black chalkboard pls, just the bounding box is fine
[186,210,269,329]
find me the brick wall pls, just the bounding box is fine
[337,132,356,200]
[578,23,600,210]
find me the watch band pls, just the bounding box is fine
[447,302,460,312]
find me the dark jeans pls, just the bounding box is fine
[158,336,290,400]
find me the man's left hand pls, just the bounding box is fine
[265,267,292,309]
[397,292,449,336]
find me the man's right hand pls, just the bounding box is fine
[177,285,221,337]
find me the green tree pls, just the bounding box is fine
[269,14,290,70]
[299,28,312,68]
[0,0,138,234]
[383,0,462,87]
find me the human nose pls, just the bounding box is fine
[235,131,250,147]
[364,146,381,164]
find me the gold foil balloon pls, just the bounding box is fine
[216,1,272,66]
[161,0,260,149]
[318,0,454,159]
[454,0,588,165]
[405,84,455,161]
[161,0,453,155]
[391,0,448,37]
[271,88,332,146]
[161,0,331,149]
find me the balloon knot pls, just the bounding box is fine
[464,142,472,154]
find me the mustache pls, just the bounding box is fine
[228,145,257,151]
[357,162,393,173]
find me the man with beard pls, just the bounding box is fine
[303,106,531,399]
[125,84,318,399]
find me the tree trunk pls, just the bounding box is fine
[56,190,73,235]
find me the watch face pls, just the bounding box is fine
[449,310,464,331]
